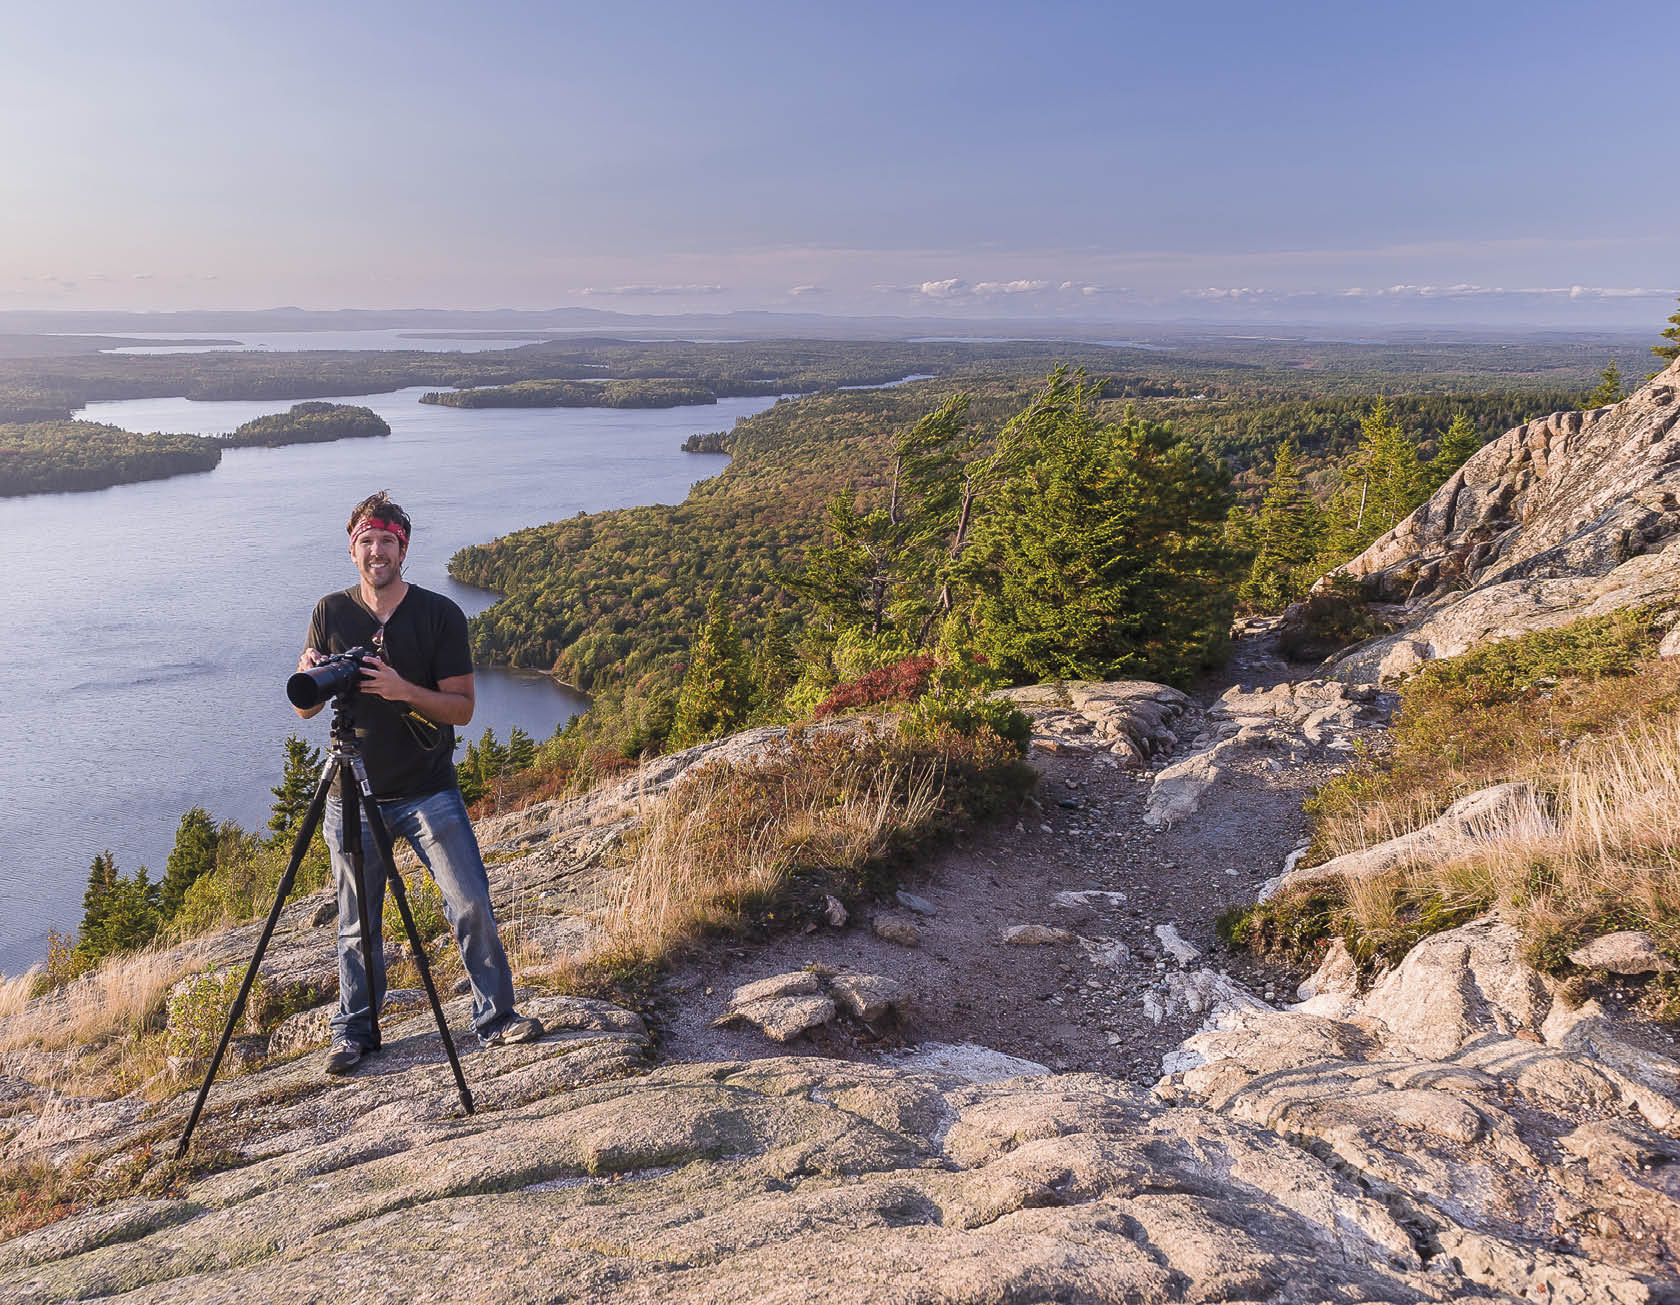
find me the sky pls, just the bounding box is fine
[2,0,1673,327]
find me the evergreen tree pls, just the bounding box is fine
[268,734,322,841]
[457,739,485,804]
[1655,295,1680,364]
[669,591,753,747]
[965,370,1232,685]
[1320,398,1426,564]
[1586,359,1624,407]
[750,613,796,714]
[787,395,986,645]
[506,726,535,772]
[1241,439,1321,611]
[159,806,218,920]
[96,867,160,955]
[80,850,118,946]
[474,728,509,799]
[1425,412,1483,489]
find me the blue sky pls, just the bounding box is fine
[2,0,1672,324]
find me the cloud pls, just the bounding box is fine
[875,278,1115,300]
[573,283,727,297]
[786,284,827,296]
[971,279,1051,295]
[1186,283,1676,302]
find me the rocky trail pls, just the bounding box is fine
[15,637,1679,1302]
[9,361,1680,1302]
[652,627,1390,1083]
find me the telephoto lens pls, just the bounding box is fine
[286,648,369,709]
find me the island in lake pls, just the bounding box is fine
[0,420,221,497]
[210,401,390,448]
[0,403,390,497]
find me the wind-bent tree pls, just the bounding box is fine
[965,370,1232,685]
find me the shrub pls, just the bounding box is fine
[1276,572,1394,662]
[813,653,936,718]
[165,968,267,1062]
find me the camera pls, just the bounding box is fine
[286,646,373,709]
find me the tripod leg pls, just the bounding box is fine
[351,759,475,1116]
[177,759,338,1160]
[339,763,382,1052]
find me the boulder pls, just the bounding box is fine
[1568,930,1672,975]
[871,914,921,947]
[1154,923,1201,966]
[729,971,822,1006]
[828,974,910,1023]
[717,995,837,1043]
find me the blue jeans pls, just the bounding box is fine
[324,785,518,1045]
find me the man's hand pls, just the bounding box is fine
[297,647,324,673]
[357,654,412,703]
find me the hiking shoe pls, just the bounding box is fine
[482,1014,544,1047]
[324,1038,364,1075]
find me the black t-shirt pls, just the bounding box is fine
[305,584,472,801]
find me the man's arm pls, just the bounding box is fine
[359,658,475,727]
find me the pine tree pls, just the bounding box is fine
[268,734,322,841]
[96,867,161,954]
[507,726,535,772]
[1655,295,1680,364]
[159,806,218,920]
[1586,359,1623,407]
[1242,439,1321,611]
[1425,412,1483,489]
[669,591,753,747]
[474,727,509,799]
[80,851,118,947]
[966,371,1231,684]
[751,613,796,715]
[1320,398,1426,564]
[457,739,485,804]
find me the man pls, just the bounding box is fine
[297,490,542,1074]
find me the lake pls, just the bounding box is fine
[0,387,773,974]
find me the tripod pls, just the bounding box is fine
[176,692,474,1159]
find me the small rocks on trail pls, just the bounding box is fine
[870,914,920,946]
[999,924,1073,946]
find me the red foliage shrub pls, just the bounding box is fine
[813,653,937,719]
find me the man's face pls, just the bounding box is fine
[351,525,406,590]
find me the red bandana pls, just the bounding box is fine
[350,516,409,547]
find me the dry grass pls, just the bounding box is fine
[0,970,37,1021]
[0,942,206,1055]
[1235,614,1680,979]
[564,725,1028,988]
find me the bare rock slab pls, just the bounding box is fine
[718,995,837,1043]
[729,971,822,1006]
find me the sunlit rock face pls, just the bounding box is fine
[1324,358,1680,680]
